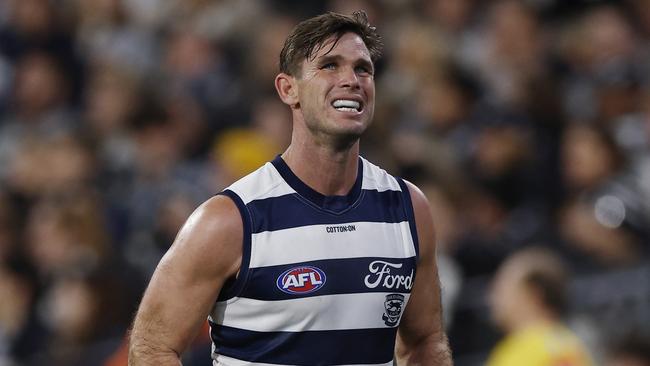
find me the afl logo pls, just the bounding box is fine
[277,266,326,295]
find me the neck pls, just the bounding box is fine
[281,136,360,197]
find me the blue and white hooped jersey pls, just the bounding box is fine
[209,156,419,366]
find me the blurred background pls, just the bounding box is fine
[0,0,649,365]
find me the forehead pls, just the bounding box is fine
[310,32,371,62]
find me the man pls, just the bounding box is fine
[487,246,593,366]
[129,11,452,366]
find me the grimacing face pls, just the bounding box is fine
[293,32,376,143]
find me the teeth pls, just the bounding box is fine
[332,99,360,111]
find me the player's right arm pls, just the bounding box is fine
[128,195,243,365]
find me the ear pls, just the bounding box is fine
[275,73,299,108]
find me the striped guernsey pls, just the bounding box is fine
[209,155,419,366]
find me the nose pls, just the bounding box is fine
[338,66,360,89]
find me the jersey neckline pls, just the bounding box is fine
[271,155,364,213]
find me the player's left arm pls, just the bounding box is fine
[395,180,453,366]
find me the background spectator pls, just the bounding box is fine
[486,247,592,366]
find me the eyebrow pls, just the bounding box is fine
[317,54,374,72]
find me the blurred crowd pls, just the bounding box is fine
[0,0,649,365]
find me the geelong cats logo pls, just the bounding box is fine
[277,266,326,295]
[382,293,405,327]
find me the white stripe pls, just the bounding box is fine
[213,353,394,366]
[213,292,410,332]
[360,158,402,192]
[250,221,415,268]
[213,354,283,366]
[227,158,403,202]
[227,163,295,204]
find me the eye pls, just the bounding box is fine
[355,65,373,76]
[320,62,336,70]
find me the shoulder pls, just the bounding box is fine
[226,160,292,203]
[400,179,436,260]
[178,194,242,242]
[397,178,432,230]
[358,158,432,228]
[488,327,553,366]
[160,194,243,280]
[360,157,402,191]
[401,180,431,214]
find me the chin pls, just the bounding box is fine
[304,112,371,143]
[337,116,371,132]
[335,125,367,140]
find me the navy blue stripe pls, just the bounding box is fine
[247,189,408,233]
[396,178,419,259]
[241,256,417,301]
[216,190,252,301]
[271,155,364,213]
[210,324,396,365]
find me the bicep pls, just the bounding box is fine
[130,196,242,357]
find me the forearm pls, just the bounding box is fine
[396,332,453,366]
[128,334,183,366]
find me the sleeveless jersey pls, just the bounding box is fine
[209,156,419,366]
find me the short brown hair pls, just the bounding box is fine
[279,11,383,77]
[517,247,569,316]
